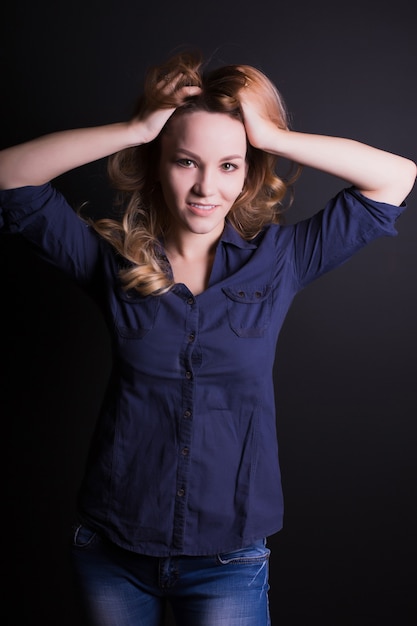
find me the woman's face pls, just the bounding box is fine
[158,110,247,241]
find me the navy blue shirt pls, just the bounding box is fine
[0,183,405,556]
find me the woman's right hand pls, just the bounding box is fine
[128,74,201,146]
[0,70,201,190]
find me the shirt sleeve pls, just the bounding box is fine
[292,187,406,289]
[0,182,103,286]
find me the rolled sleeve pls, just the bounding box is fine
[0,183,102,286]
[292,187,406,288]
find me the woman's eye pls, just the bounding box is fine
[222,163,237,171]
[177,158,195,168]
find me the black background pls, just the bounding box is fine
[1,1,416,624]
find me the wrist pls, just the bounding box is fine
[255,127,291,156]
[126,118,159,147]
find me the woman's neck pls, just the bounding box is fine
[163,225,222,262]
[163,230,220,295]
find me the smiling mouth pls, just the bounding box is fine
[188,202,217,211]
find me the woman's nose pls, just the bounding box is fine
[192,168,215,196]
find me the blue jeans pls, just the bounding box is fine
[71,524,271,626]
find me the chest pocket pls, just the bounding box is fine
[222,284,272,338]
[115,288,160,339]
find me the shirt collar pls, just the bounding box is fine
[220,221,259,250]
[157,222,259,254]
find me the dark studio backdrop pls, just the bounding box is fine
[1,1,416,624]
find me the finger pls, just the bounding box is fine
[178,85,202,97]
[156,71,200,97]
[155,71,184,93]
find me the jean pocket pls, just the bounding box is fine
[72,523,100,549]
[217,539,270,565]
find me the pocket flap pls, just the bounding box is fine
[222,284,271,303]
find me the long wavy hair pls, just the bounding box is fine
[93,50,300,295]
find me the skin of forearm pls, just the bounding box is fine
[265,129,416,205]
[0,88,193,191]
[0,122,142,189]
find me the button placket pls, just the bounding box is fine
[172,292,199,549]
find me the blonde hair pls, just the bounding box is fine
[93,50,300,295]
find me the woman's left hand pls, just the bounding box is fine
[238,83,415,205]
[238,86,286,153]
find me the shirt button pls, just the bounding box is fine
[185,371,192,379]
[183,410,192,418]
[187,297,195,305]
[181,447,189,456]
[177,488,185,497]
[238,291,245,297]
[188,333,195,342]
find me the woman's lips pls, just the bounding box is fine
[189,202,217,209]
[188,202,218,215]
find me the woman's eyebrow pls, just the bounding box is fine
[175,148,245,161]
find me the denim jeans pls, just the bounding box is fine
[71,524,271,626]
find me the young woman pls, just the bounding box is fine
[0,51,415,626]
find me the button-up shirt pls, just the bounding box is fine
[0,183,405,556]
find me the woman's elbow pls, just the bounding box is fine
[398,157,417,203]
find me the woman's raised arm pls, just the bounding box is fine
[0,123,141,189]
[0,81,201,190]
[239,89,416,206]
